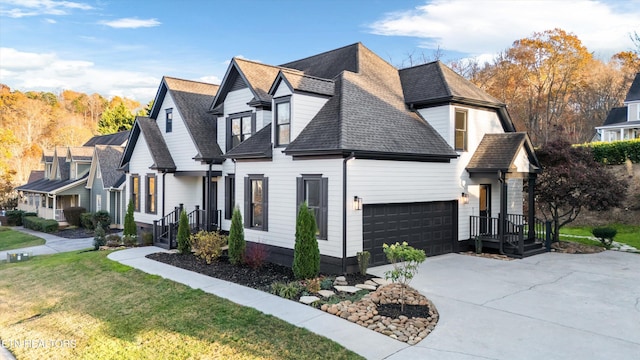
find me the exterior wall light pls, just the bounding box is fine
[353,196,363,210]
[461,192,469,205]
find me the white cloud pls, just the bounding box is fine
[0,47,158,101]
[44,17,56,23]
[369,0,639,57]
[199,75,221,85]
[0,0,92,18]
[99,17,161,29]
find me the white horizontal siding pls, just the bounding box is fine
[418,106,450,144]
[163,175,203,214]
[234,152,344,258]
[273,82,292,98]
[291,93,328,141]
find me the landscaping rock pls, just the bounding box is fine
[333,285,361,293]
[299,296,320,305]
[372,278,390,286]
[355,284,377,291]
[317,290,336,298]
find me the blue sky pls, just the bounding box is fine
[1,0,638,103]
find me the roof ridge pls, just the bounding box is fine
[164,76,218,87]
[281,42,361,66]
[435,61,454,98]
[235,57,284,70]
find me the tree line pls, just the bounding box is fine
[0,86,147,207]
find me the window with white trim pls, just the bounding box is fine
[455,109,468,151]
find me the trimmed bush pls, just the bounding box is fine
[292,202,320,280]
[123,199,136,237]
[23,216,59,233]
[105,234,122,247]
[63,207,85,227]
[577,139,640,164]
[80,213,94,230]
[141,232,153,246]
[244,241,269,269]
[93,224,106,250]
[6,210,25,226]
[592,227,617,249]
[92,211,111,231]
[191,231,227,264]
[176,210,190,254]
[122,235,137,247]
[228,207,245,265]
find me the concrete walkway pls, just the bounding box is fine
[0,227,94,260]
[108,248,640,360]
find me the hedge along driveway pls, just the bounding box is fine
[577,139,640,164]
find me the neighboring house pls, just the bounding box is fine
[15,131,129,227]
[122,43,543,273]
[596,72,640,142]
[119,77,222,244]
[86,145,126,228]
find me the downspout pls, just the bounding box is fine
[342,152,356,274]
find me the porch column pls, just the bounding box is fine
[528,173,537,240]
[498,171,507,252]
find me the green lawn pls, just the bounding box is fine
[0,227,46,251]
[560,224,640,249]
[0,251,362,360]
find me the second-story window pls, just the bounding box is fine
[227,112,254,151]
[275,98,291,146]
[455,109,467,151]
[166,108,173,133]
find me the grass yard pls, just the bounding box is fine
[0,227,46,251]
[560,224,640,249]
[0,250,362,360]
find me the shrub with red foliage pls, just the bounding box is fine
[244,241,269,269]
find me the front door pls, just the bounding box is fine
[480,184,491,234]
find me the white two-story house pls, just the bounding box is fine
[596,72,640,142]
[122,43,541,273]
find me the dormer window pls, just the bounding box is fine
[166,109,173,133]
[275,98,291,147]
[455,109,468,152]
[226,112,255,151]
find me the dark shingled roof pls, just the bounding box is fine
[163,77,223,162]
[284,44,456,160]
[67,147,94,161]
[27,170,44,183]
[42,149,55,163]
[399,61,503,107]
[15,176,87,193]
[466,133,539,172]
[95,145,125,188]
[281,43,359,79]
[224,124,273,159]
[624,73,640,102]
[83,131,130,146]
[138,117,176,171]
[57,155,70,180]
[602,107,628,126]
[272,69,335,96]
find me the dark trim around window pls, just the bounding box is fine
[225,174,235,220]
[274,96,291,147]
[296,174,328,240]
[226,111,255,151]
[244,174,268,231]
[166,108,173,133]
[131,174,140,212]
[455,109,468,152]
[145,173,157,214]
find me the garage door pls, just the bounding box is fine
[362,201,456,266]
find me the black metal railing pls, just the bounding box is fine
[470,214,551,257]
[153,204,222,249]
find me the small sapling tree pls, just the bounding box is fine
[383,242,426,312]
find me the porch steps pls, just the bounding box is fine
[503,239,546,259]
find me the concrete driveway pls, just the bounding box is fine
[369,251,640,359]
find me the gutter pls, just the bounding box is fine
[342,152,356,274]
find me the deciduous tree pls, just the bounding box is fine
[535,139,627,241]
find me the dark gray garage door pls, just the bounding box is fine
[362,201,456,266]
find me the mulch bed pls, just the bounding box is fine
[551,241,604,254]
[147,252,371,293]
[376,303,431,319]
[55,227,120,239]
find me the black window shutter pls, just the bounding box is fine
[226,116,232,152]
[224,176,231,219]
[320,177,328,240]
[262,177,268,231]
[244,177,250,228]
[296,177,303,215]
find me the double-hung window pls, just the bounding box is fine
[166,108,173,133]
[275,98,291,146]
[227,112,254,151]
[146,174,156,214]
[244,175,268,230]
[297,175,328,240]
[131,174,140,212]
[455,109,468,151]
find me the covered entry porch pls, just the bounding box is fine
[465,133,547,258]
